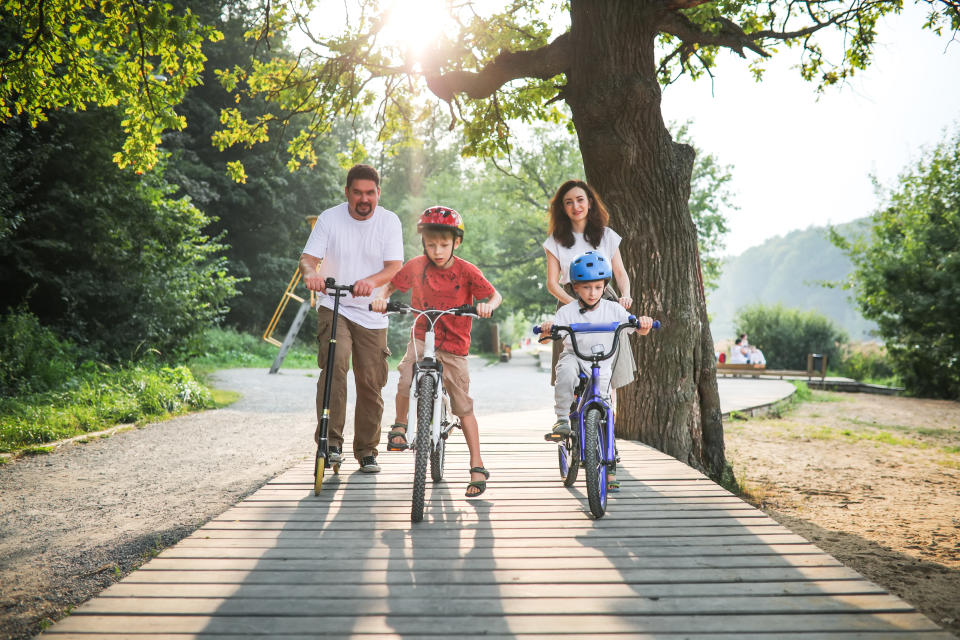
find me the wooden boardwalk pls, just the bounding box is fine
[45,407,950,639]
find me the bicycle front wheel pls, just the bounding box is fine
[583,407,607,518]
[411,374,435,523]
[430,396,447,482]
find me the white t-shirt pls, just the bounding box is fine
[302,203,404,329]
[553,298,634,376]
[543,228,622,284]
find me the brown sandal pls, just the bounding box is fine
[386,424,408,451]
[465,466,490,497]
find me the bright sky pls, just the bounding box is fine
[659,4,960,256]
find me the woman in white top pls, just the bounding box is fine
[543,180,636,388]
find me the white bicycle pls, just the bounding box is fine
[373,302,480,522]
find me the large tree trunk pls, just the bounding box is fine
[565,0,726,480]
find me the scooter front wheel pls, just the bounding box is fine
[314,453,325,495]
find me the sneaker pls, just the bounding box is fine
[359,455,381,473]
[328,446,343,465]
[544,418,571,442]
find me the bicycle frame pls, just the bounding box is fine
[402,306,474,450]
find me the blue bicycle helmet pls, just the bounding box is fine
[569,250,611,283]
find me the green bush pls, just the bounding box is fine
[837,342,899,385]
[0,364,212,452]
[0,309,78,396]
[735,303,848,370]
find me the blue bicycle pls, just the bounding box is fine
[534,316,660,518]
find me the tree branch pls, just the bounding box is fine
[425,33,571,101]
[659,12,769,58]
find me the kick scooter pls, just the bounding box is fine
[314,277,354,495]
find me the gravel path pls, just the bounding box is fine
[0,356,550,639]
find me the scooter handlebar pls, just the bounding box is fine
[323,277,354,294]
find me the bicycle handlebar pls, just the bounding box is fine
[533,317,661,363]
[368,302,479,317]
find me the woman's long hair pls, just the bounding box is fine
[547,180,610,248]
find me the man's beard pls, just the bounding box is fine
[354,202,373,217]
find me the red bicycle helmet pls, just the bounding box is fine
[417,206,464,238]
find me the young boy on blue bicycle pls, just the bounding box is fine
[540,250,654,487]
[370,206,502,497]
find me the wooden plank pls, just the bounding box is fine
[181,526,809,539]
[118,565,867,585]
[99,579,888,600]
[46,612,947,635]
[158,543,828,560]
[208,510,773,523]
[138,553,842,572]
[75,594,915,616]
[198,518,786,530]
[38,633,960,640]
[176,533,813,548]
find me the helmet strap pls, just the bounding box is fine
[574,279,609,314]
[577,295,602,314]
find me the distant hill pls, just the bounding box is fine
[707,219,878,342]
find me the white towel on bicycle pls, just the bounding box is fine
[553,299,636,388]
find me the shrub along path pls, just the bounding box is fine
[3,354,793,638]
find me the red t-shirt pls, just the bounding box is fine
[391,255,496,356]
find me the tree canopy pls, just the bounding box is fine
[832,128,960,399]
[0,0,221,172]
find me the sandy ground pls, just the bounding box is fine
[725,391,960,637]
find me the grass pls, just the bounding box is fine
[210,389,242,408]
[0,364,212,454]
[187,328,318,377]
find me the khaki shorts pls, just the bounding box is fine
[396,339,474,417]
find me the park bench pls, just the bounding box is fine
[716,353,828,380]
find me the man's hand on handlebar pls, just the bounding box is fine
[370,297,389,313]
[303,272,326,293]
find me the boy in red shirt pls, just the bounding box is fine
[371,206,502,497]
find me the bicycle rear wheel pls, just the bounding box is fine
[411,374,435,523]
[583,408,607,518]
[558,430,579,486]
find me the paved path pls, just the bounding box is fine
[41,355,949,638]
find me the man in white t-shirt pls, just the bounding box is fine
[299,164,404,473]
